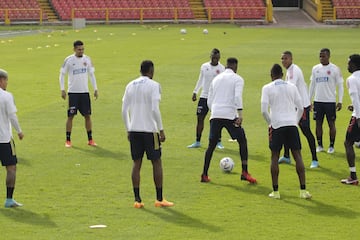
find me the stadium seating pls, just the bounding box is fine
[203,0,265,19]
[333,0,360,19]
[0,0,48,21]
[50,0,194,21]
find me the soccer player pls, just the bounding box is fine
[0,69,24,207]
[59,40,98,148]
[200,57,257,184]
[122,60,174,208]
[261,64,311,199]
[188,48,225,149]
[279,51,319,168]
[342,54,360,185]
[309,48,344,154]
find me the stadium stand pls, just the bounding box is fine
[332,0,360,19]
[0,0,48,21]
[203,0,266,19]
[50,0,194,21]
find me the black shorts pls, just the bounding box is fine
[129,132,161,161]
[299,106,311,128]
[196,98,209,116]
[209,118,246,142]
[68,93,91,117]
[346,116,360,143]
[313,101,336,122]
[0,140,18,166]
[269,126,301,152]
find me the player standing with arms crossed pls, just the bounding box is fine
[59,40,98,148]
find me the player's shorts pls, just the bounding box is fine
[129,132,161,161]
[0,139,18,166]
[299,105,311,128]
[269,126,301,152]
[196,98,209,116]
[313,101,336,122]
[68,93,91,117]
[209,118,246,142]
[345,116,360,143]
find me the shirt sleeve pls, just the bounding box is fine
[309,69,315,102]
[193,66,203,94]
[336,67,344,103]
[59,59,67,91]
[121,86,130,131]
[260,86,271,125]
[234,77,244,110]
[152,83,163,131]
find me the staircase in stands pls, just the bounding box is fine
[188,0,207,20]
[320,0,333,21]
[37,0,58,21]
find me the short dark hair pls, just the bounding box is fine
[283,51,292,57]
[271,63,283,77]
[211,48,220,55]
[0,69,8,79]
[320,48,330,55]
[227,57,238,65]
[349,54,360,69]
[73,40,84,48]
[140,60,154,75]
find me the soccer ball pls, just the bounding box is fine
[203,29,208,34]
[180,28,187,34]
[219,157,234,172]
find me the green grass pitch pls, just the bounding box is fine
[0,23,360,239]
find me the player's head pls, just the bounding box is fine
[210,48,221,66]
[73,40,84,57]
[0,69,8,90]
[140,60,154,79]
[270,64,283,81]
[281,51,293,69]
[348,54,360,73]
[319,48,330,65]
[226,57,238,73]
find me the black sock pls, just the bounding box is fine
[273,185,278,191]
[87,131,92,141]
[317,138,323,147]
[133,188,141,202]
[329,141,335,148]
[242,164,248,173]
[7,187,14,199]
[300,185,306,190]
[156,187,163,201]
[351,172,357,180]
[66,132,71,141]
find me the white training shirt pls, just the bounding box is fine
[285,63,311,108]
[59,54,97,93]
[207,68,243,120]
[122,76,163,132]
[346,70,360,118]
[309,63,344,103]
[193,62,225,98]
[0,88,22,143]
[261,79,303,129]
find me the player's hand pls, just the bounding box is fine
[234,117,243,127]
[310,103,314,111]
[192,93,197,102]
[348,105,354,112]
[159,130,166,142]
[336,102,342,111]
[18,132,24,140]
[94,90,98,100]
[61,90,66,100]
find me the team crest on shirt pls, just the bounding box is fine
[216,70,220,74]
[327,70,331,75]
[83,62,87,67]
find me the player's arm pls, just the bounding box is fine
[89,72,98,100]
[260,87,271,125]
[192,68,204,101]
[59,71,66,99]
[9,112,23,140]
[309,70,315,110]
[336,72,344,111]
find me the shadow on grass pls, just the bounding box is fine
[142,207,222,232]
[71,145,127,160]
[0,208,57,227]
[210,181,271,196]
[283,198,359,218]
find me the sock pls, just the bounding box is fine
[87,131,93,141]
[273,185,278,191]
[156,187,163,201]
[196,135,201,142]
[133,188,141,202]
[241,164,248,173]
[329,140,335,148]
[66,132,71,141]
[7,187,14,199]
[317,138,323,147]
[350,167,357,180]
[300,184,306,190]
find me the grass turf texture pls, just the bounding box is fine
[0,24,360,239]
